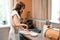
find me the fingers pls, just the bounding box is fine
[24,29,30,33]
[24,24,28,29]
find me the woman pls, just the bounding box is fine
[9,2,29,40]
[12,2,28,30]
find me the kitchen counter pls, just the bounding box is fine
[0,25,10,28]
[18,29,50,40]
[23,33,50,40]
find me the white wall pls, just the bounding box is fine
[0,0,12,25]
[51,0,60,23]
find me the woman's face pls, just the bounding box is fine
[20,8,24,14]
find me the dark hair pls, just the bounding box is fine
[13,2,25,16]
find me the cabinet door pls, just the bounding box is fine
[0,27,10,40]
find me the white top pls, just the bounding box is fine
[11,10,21,31]
[10,10,21,33]
[9,10,20,40]
[11,10,20,20]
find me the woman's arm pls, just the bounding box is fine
[12,14,28,29]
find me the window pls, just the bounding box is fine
[0,0,11,25]
[51,0,60,23]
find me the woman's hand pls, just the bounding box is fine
[19,24,28,30]
[23,24,28,29]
